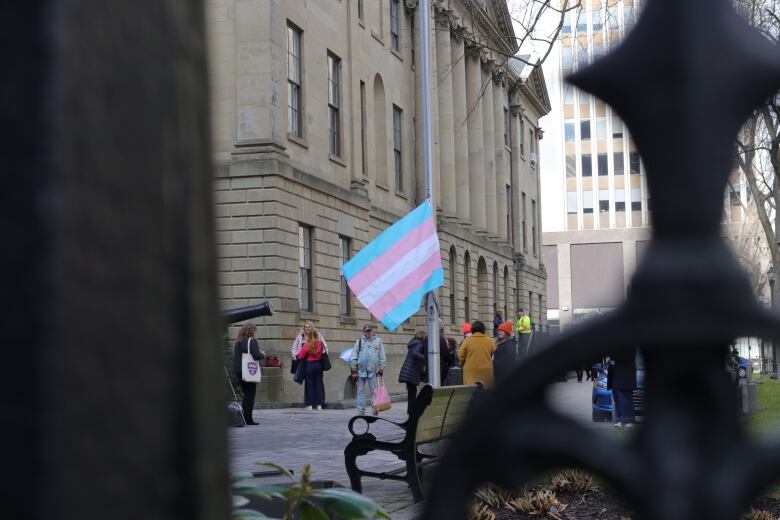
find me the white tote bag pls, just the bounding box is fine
[242,338,262,383]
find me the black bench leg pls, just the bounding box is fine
[344,444,363,494]
[406,451,424,503]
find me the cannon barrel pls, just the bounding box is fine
[221,301,274,325]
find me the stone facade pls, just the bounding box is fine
[207,0,551,404]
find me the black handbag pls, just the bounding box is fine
[293,358,306,384]
[290,359,299,375]
[321,352,332,371]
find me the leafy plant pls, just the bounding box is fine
[232,463,390,520]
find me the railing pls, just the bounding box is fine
[425,1,780,518]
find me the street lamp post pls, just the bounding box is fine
[769,265,776,378]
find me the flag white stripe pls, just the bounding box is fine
[355,234,440,309]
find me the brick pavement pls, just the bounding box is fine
[229,378,608,519]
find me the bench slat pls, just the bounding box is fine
[344,383,479,504]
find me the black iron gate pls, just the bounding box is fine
[425,0,780,518]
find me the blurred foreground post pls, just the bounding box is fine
[1,2,228,519]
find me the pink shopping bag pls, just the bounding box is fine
[372,377,392,412]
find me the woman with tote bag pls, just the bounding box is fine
[232,323,265,425]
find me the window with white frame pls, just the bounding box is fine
[393,105,403,191]
[299,226,313,311]
[328,52,342,156]
[390,0,400,52]
[532,199,538,255]
[339,236,351,315]
[504,107,510,147]
[522,192,527,251]
[287,24,303,137]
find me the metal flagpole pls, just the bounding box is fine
[420,0,441,387]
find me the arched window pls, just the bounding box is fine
[478,257,489,323]
[503,266,510,320]
[372,74,387,185]
[464,252,471,323]
[449,246,457,324]
[493,262,499,316]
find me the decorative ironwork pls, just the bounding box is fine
[425,1,780,518]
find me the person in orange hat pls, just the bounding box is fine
[493,321,520,385]
[461,322,472,337]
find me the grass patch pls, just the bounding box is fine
[746,375,780,437]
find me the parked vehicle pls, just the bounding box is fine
[738,356,751,379]
[591,352,646,423]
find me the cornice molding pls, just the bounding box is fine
[457,0,517,56]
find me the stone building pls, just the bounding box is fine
[541,0,754,331]
[206,0,551,404]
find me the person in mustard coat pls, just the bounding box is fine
[457,320,495,389]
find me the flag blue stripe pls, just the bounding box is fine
[341,201,433,280]
[378,268,444,331]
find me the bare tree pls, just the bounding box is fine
[734,0,780,283]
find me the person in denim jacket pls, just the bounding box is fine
[350,323,387,415]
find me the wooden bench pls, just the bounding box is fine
[343,383,481,502]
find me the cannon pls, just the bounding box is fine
[221,301,273,325]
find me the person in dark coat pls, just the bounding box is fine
[493,310,503,337]
[232,323,265,425]
[493,322,519,385]
[609,348,637,427]
[440,329,456,384]
[398,331,427,413]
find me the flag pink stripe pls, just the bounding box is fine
[347,218,437,294]
[368,252,442,319]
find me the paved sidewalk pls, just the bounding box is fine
[229,378,607,519]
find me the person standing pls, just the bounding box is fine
[291,321,329,399]
[457,321,495,389]
[493,322,519,385]
[610,348,637,427]
[291,322,329,368]
[232,323,265,425]
[461,322,472,341]
[515,309,532,354]
[493,310,504,337]
[350,324,387,416]
[295,323,327,410]
[398,331,427,414]
[440,329,456,384]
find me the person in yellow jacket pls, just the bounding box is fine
[516,309,532,354]
[457,321,495,389]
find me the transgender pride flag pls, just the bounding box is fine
[341,200,444,331]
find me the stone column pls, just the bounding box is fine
[465,44,486,231]
[450,27,470,224]
[493,72,509,242]
[509,93,522,251]
[436,14,457,218]
[481,57,497,238]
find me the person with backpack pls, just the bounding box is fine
[350,323,387,416]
